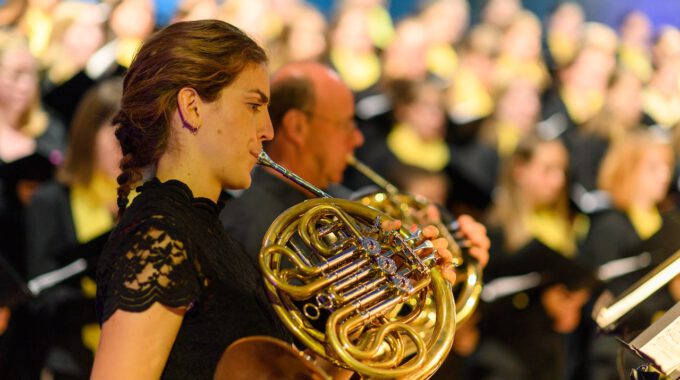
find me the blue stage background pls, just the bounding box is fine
[307,0,680,33]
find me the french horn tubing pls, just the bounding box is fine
[346,155,483,328]
[257,151,456,379]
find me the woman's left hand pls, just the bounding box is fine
[381,219,456,285]
[455,215,490,269]
[409,206,490,269]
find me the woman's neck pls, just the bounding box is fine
[156,149,221,202]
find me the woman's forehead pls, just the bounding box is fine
[229,63,270,93]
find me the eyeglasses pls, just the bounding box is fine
[304,111,357,134]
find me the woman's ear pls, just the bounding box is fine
[280,109,309,147]
[177,87,202,132]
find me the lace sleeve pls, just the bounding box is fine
[98,218,202,322]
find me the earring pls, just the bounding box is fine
[177,105,198,135]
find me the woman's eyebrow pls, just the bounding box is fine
[246,89,270,105]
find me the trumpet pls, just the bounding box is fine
[257,151,456,379]
[346,155,483,328]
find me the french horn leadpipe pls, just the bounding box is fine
[257,151,332,198]
[346,154,483,327]
[256,151,456,379]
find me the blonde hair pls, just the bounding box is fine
[41,1,105,85]
[489,135,572,253]
[0,31,48,138]
[598,130,673,210]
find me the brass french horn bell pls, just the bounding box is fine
[346,155,483,328]
[257,151,456,379]
[214,336,331,380]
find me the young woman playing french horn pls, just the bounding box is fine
[91,20,488,379]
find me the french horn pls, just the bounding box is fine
[346,155,482,328]
[257,151,456,379]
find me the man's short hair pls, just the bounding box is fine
[268,75,316,133]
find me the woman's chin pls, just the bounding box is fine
[240,177,252,190]
[224,175,251,191]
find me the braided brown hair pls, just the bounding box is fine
[113,20,267,216]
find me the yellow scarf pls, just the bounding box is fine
[70,172,117,244]
[427,43,458,80]
[642,87,680,128]
[495,55,550,91]
[548,34,577,67]
[561,88,604,124]
[387,123,450,172]
[116,38,143,69]
[496,120,521,157]
[367,6,394,49]
[448,66,494,120]
[619,46,652,83]
[627,206,662,240]
[526,208,574,257]
[25,7,53,59]
[330,48,381,93]
[70,171,117,355]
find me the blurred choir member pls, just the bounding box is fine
[543,2,584,72]
[386,78,449,173]
[40,1,105,90]
[618,10,653,83]
[479,78,541,159]
[329,5,382,96]
[480,0,522,32]
[267,4,327,71]
[493,11,550,93]
[583,131,674,274]
[486,136,575,272]
[40,0,107,127]
[23,77,123,380]
[19,0,59,59]
[345,17,430,190]
[580,130,680,380]
[218,0,284,45]
[571,70,644,199]
[445,24,498,129]
[471,136,590,380]
[542,43,616,134]
[642,27,680,129]
[419,0,469,81]
[0,30,64,276]
[104,0,155,70]
[0,28,64,379]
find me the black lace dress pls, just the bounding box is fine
[96,178,291,379]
